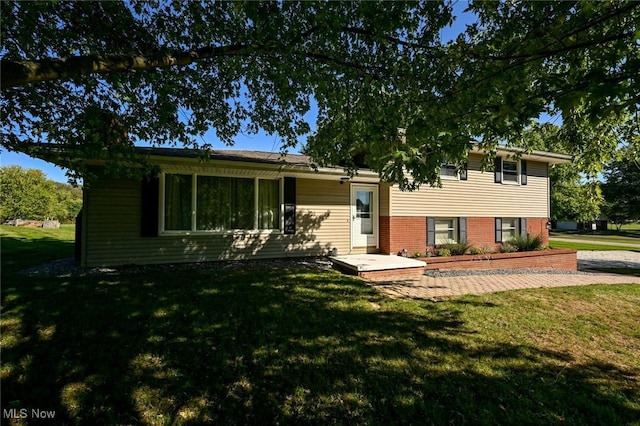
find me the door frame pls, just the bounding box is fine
[350,183,379,249]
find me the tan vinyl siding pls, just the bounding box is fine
[391,155,549,218]
[379,182,391,217]
[83,176,352,267]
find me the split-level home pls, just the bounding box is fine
[70,146,570,267]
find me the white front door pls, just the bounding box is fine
[351,184,378,248]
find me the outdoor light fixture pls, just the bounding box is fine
[546,220,552,230]
[339,177,351,184]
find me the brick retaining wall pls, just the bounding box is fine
[421,249,577,271]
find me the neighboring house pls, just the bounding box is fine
[69,146,570,267]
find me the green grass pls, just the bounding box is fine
[549,240,640,251]
[2,228,640,424]
[1,224,75,271]
[551,223,640,246]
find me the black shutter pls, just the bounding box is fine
[459,217,467,243]
[495,217,502,242]
[520,218,528,236]
[427,217,435,246]
[141,176,159,237]
[460,163,468,181]
[521,160,528,185]
[494,157,502,183]
[284,177,296,235]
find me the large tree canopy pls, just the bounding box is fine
[1,1,639,187]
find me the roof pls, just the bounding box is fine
[23,143,573,172]
[136,147,315,167]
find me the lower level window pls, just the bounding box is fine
[501,217,519,241]
[163,174,280,232]
[435,218,457,244]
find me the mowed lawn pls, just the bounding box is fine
[550,223,640,251]
[2,227,640,424]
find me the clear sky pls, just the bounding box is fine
[1,1,476,184]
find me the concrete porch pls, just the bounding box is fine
[331,254,426,280]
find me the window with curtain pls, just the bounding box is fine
[197,176,254,230]
[164,174,192,230]
[258,179,280,230]
[163,174,280,232]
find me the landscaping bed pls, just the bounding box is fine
[420,248,577,271]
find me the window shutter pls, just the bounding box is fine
[427,217,435,246]
[141,176,159,237]
[520,218,528,236]
[521,160,528,185]
[283,177,296,234]
[494,157,502,183]
[459,163,468,181]
[495,217,502,242]
[459,217,467,243]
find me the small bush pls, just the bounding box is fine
[500,243,518,253]
[469,246,493,255]
[436,248,451,257]
[509,234,544,252]
[439,241,472,256]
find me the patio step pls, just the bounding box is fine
[331,254,426,280]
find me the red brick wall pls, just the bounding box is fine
[527,217,550,246]
[466,217,500,251]
[380,216,426,255]
[379,216,391,255]
[379,216,551,255]
[422,249,576,271]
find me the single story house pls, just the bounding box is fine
[65,145,571,267]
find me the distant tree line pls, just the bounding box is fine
[0,165,82,222]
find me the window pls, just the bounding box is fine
[440,163,458,179]
[502,160,518,183]
[258,179,280,230]
[495,157,527,185]
[164,174,192,231]
[501,217,519,241]
[435,218,457,244]
[162,173,280,232]
[197,176,255,230]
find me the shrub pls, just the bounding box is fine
[439,241,472,256]
[500,243,518,253]
[509,234,544,252]
[436,248,451,257]
[469,246,486,255]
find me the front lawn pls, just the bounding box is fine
[549,240,639,251]
[2,228,639,424]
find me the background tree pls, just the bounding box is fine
[2,1,638,188]
[601,158,640,230]
[0,165,83,221]
[517,122,602,223]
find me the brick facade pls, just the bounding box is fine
[379,216,550,255]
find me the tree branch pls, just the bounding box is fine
[1,44,258,90]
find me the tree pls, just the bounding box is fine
[517,122,602,223]
[1,1,638,188]
[601,159,640,230]
[0,165,83,221]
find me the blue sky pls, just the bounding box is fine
[1,1,476,184]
